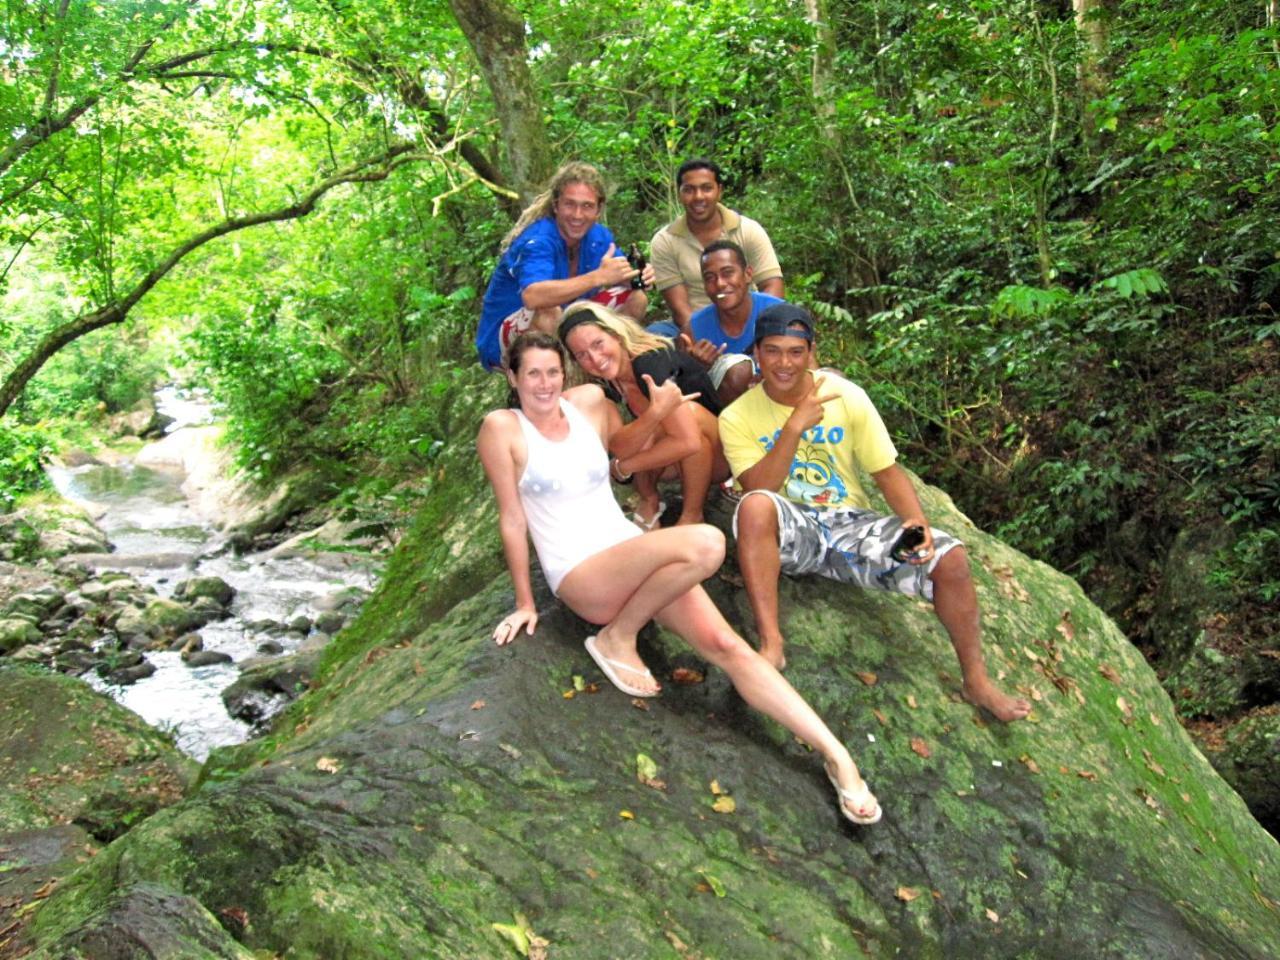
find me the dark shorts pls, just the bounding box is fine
[732,490,962,601]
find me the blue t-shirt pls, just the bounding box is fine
[475,218,616,369]
[688,292,784,356]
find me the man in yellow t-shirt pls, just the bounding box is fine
[718,304,1030,722]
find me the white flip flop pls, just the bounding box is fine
[584,635,660,698]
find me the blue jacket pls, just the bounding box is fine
[475,218,616,369]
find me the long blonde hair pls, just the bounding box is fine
[559,302,672,368]
[500,161,609,253]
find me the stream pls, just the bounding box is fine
[46,387,380,761]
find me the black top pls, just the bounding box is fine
[604,347,722,416]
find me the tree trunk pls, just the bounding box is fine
[448,0,553,204]
[0,145,419,419]
[1074,0,1109,139]
[803,0,840,149]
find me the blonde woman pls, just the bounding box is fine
[478,331,882,825]
[475,161,654,370]
[557,302,730,528]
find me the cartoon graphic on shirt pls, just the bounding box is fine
[785,444,847,506]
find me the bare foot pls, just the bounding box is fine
[759,639,787,671]
[825,759,881,824]
[592,628,661,695]
[963,679,1031,722]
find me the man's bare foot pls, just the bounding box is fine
[758,639,787,671]
[963,679,1031,722]
[591,629,661,696]
[824,759,881,825]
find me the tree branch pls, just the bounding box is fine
[0,143,422,418]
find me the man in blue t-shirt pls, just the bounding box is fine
[678,240,781,406]
[475,161,653,370]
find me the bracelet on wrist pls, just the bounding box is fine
[610,457,633,483]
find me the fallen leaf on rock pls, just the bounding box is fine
[1023,647,1040,662]
[1116,696,1134,722]
[315,757,340,774]
[856,671,878,686]
[1059,765,1070,775]
[910,737,931,759]
[636,753,666,791]
[1029,687,1043,702]
[712,796,737,814]
[585,867,599,880]
[584,682,600,694]
[619,810,635,820]
[1098,663,1122,684]
[1149,712,1161,726]
[1078,770,1098,781]
[630,698,650,711]
[873,709,889,726]
[1018,754,1041,775]
[896,886,921,902]
[671,667,705,685]
[1181,792,1192,804]
[470,699,486,710]
[1143,750,1166,778]
[572,675,586,692]
[906,695,918,709]
[491,912,548,958]
[993,565,1030,602]
[986,908,1000,923]
[31,879,58,899]
[710,779,726,795]
[1056,611,1075,642]
[562,690,575,700]
[499,743,522,760]
[697,870,726,897]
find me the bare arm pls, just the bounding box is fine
[870,463,934,564]
[522,243,637,310]
[477,411,538,638]
[612,400,701,474]
[659,284,694,336]
[758,277,785,298]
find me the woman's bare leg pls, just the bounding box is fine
[557,525,725,694]
[654,586,879,821]
[674,405,732,526]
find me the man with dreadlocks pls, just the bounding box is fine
[475,161,655,371]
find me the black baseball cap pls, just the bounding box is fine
[753,303,815,347]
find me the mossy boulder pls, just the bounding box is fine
[0,664,197,840]
[0,617,43,653]
[114,597,215,642]
[18,376,1280,958]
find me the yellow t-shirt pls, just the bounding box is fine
[718,375,897,511]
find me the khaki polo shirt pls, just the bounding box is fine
[649,203,783,311]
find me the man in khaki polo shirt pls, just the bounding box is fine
[649,159,784,338]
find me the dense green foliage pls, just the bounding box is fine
[2,0,1277,773]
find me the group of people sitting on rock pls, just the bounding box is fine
[475,159,1030,828]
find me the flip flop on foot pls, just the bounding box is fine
[826,767,882,825]
[630,500,667,532]
[584,635,660,698]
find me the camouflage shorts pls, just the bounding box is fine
[732,489,962,601]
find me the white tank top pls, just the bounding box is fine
[514,399,640,594]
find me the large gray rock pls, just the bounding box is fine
[19,387,1280,960]
[172,576,236,607]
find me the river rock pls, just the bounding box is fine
[19,394,1280,960]
[108,397,174,439]
[0,618,43,654]
[114,597,215,643]
[0,514,40,562]
[170,632,202,654]
[105,661,157,685]
[256,639,285,655]
[288,615,313,634]
[172,575,236,607]
[220,649,319,726]
[0,590,63,624]
[182,650,232,667]
[312,610,345,635]
[9,644,51,663]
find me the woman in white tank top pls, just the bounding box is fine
[476,332,881,826]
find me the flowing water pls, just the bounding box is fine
[46,388,380,760]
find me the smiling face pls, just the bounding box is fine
[552,181,603,247]
[700,248,753,314]
[755,334,814,404]
[677,167,723,227]
[565,322,627,381]
[507,346,565,416]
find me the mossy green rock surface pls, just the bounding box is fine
[19,379,1280,958]
[0,664,197,839]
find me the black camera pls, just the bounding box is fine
[626,244,647,290]
[890,525,926,561]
